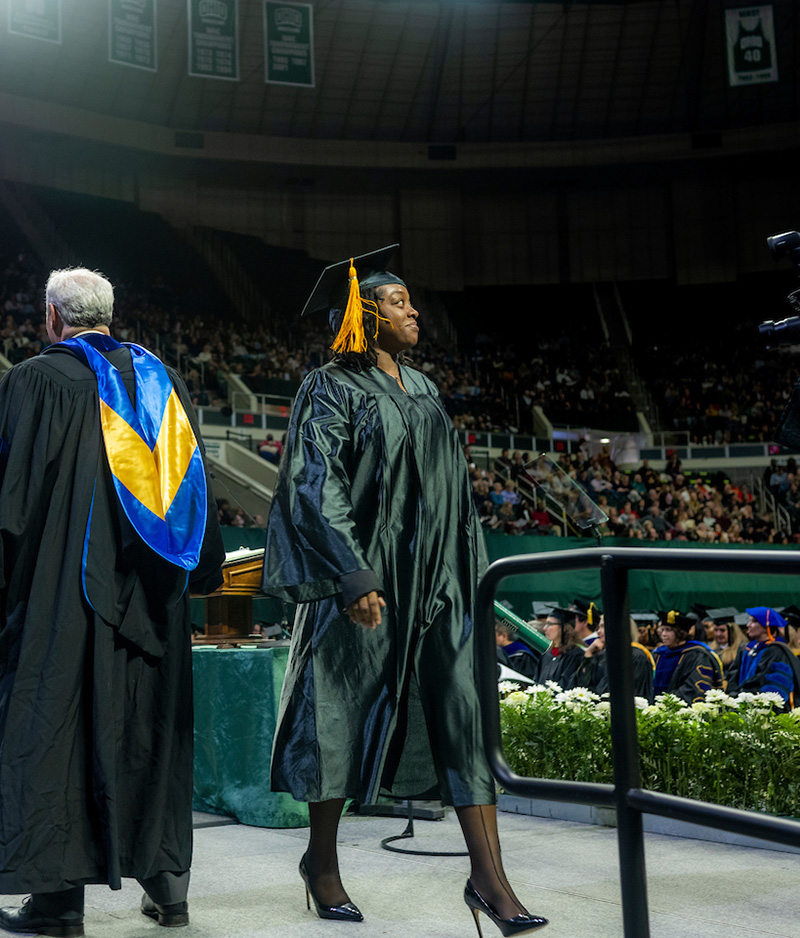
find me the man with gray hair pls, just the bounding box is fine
[0,268,224,936]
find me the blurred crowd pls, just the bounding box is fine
[468,447,793,544]
[1,242,797,539]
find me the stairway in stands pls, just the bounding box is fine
[593,281,660,432]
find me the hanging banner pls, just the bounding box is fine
[188,0,239,81]
[109,0,157,72]
[725,5,778,86]
[7,0,61,44]
[263,1,314,87]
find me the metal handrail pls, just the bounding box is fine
[475,546,800,938]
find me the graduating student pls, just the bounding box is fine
[262,246,547,936]
[0,269,224,936]
[536,609,584,689]
[575,614,655,702]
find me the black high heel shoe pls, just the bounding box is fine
[464,880,548,937]
[299,854,363,922]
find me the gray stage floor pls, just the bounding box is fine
[1,807,798,938]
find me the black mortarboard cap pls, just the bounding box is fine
[657,610,695,631]
[705,606,739,624]
[781,604,800,627]
[631,611,659,624]
[532,601,559,618]
[301,244,403,317]
[733,612,750,627]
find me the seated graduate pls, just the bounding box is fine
[726,606,800,711]
[575,614,654,702]
[537,608,584,689]
[652,610,724,704]
[495,620,539,680]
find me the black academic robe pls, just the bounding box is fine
[652,642,723,704]
[262,362,494,806]
[536,645,585,690]
[574,644,654,702]
[0,337,224,894]
[726,639,800,710]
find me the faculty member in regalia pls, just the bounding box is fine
[262,245,547,937]
[0,268,224,937]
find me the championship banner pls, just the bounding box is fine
[109,0,157,72]
[263,0,314,88]
[7,0,61,44]
[725,5,778,87]
[188,0,239,81]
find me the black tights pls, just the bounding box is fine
[304,799,527,918]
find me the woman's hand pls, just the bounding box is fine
[345,591,386,630]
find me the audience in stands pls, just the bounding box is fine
[0,241,797,544]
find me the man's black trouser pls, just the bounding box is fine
[31,871,190,916]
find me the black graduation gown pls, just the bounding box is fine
[0,338,224,894]
[262,362,494,806]
[536,645,584,690]
[574,645,654,701]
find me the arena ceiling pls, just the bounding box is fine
[0,0,797,146]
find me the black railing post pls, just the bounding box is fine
[600,554,650,938]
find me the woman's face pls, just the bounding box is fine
[658,624,680,649]
[374,284,419,355]
[544,616,562,645]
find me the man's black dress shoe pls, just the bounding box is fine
[140,894,189,927]
[0,897,84,937]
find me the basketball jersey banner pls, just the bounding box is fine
[725,5,778,87]
[109,0,157,73]
[7,0,61,44]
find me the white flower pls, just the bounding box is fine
[498,681,522,695]
[502,691,529,708]
[754,692,786,708]
[595,701,611,713]
[691,702,719,715]
[705,688,737,707]
[524,684,549,695]
[654,693,688,708]
[545,680,563,693]
[736,692,759,705]
[555,687,600,705]
[677,708,700,720]
[633,696,650,710]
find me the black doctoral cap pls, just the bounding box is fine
[657,610,695,632]
[301,244,404,318]
[780,604,800,628]
[705,606,739,625]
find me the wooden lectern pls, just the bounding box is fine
[196,547,266,645]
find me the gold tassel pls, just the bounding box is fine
[331,260,368,354]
